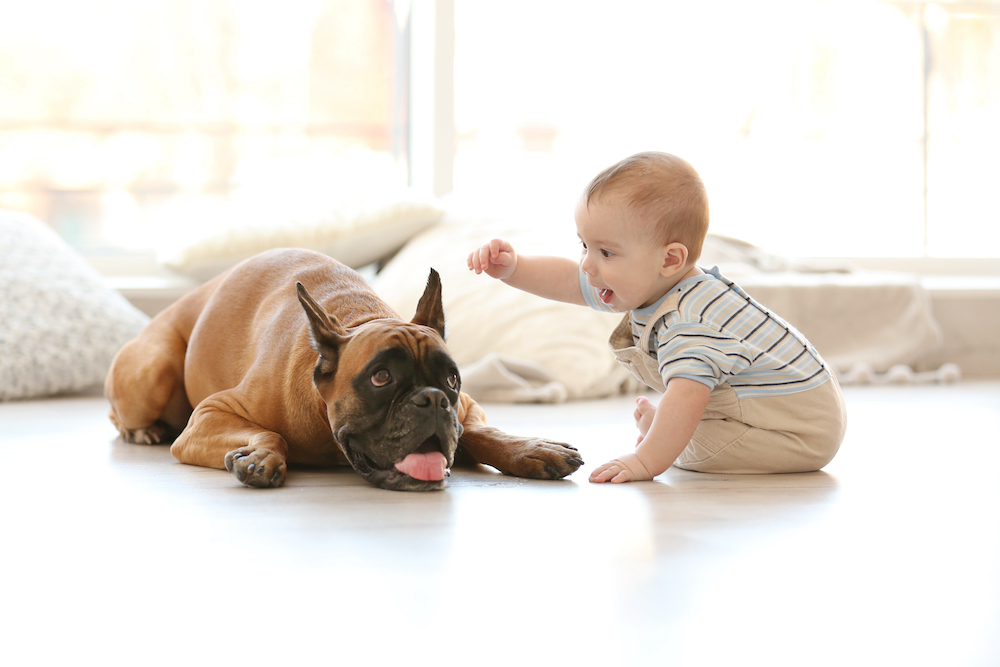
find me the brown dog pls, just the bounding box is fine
[106,248,583,491]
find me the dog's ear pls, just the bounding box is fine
[296,282,348,376]
[412,268,446,339]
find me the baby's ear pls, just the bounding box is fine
[661,242,689,275]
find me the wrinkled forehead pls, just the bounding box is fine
[348,320,448,361]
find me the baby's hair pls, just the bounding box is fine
[585,151,710,263]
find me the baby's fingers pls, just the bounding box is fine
[589,461,623,483]
[487,238,508,260]
[588,462,611,483]
[609,469,634,483]
[468,244,490,273]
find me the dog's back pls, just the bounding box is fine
[107,249,379,446]
[182,249,385,405]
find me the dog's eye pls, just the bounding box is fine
[371,370,392,387]
[447,373,459,390]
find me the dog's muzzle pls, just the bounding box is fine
[336,389,462,491]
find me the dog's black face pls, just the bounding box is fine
[331,334,463,491]
[297,270,463,491]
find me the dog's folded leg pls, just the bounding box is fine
[456,394,584,480]
[170,393,289,488]
[106,328,191,445]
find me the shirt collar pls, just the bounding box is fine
[632,265,720,318]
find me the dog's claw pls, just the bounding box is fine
[514,439,584,479]
[118,421,175,446]
[224,448,286,488]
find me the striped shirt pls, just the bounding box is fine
[581,266,832,399]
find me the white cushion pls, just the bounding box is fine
[371,205,636,403]
[0,210,150,400]
[157,190,444,281]
[371,200,948,402]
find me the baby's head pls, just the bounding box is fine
[583,152,709,267]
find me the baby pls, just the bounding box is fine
[467,151,847,483]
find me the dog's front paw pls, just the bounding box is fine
[506,438,584,480]
[225,447,287,488]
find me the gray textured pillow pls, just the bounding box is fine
[0,210,150,400]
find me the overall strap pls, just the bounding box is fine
[636,291,683,353]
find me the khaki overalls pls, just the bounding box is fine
[609,293,847,474]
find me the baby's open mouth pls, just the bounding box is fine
[599,288,614,304]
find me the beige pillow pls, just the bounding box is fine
[371,208,635,403]
[157,190,444,281]
[373,205,948,401]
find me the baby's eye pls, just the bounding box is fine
[601,248,614,258]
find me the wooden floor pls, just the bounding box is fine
[2,382,999,667]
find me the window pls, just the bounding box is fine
[0,0,409,255]
[453,0,1000,259]
[5,1,997,263]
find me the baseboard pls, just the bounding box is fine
[105,275,199,318]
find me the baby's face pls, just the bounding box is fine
[575,196,673,312]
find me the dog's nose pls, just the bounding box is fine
[411,388,450,411]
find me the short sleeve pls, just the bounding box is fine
[652,319,753,390]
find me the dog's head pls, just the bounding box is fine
[296,270,462,491]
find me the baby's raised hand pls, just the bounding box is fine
[467,238,518,280]
[589,453,654,484]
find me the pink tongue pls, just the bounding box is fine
[600,289,613,304]
[394,451,448,481]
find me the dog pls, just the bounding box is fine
[106,248,583,491]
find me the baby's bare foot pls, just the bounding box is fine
[634,396,656,441]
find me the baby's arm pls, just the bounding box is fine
[590,378,711,483]
[467,238,586,305]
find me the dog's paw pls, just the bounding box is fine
[505,438,584,480]
[118,421,174,445]
[225,447,287,488]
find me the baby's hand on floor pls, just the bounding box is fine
[589,453,654,484]
[467,239,518,280]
